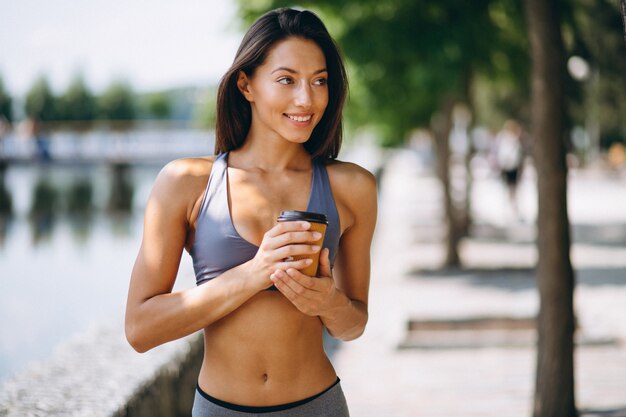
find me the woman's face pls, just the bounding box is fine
[238,37,329,146]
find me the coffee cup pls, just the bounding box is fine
[277,210,328,277]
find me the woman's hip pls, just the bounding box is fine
[192,377,349,417]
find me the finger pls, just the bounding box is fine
[277,257,313,271]
[318,248,331,278]
[284,267,319,290]
[273,243,321,261]
[270,230,323,249]
[271,270,315,303]
[265,221,310,239]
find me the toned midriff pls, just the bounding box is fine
[197,289,337,406]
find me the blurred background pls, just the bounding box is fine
[1,0,625,416]
[0,0,242,380]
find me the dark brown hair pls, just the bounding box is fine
[215,8,348,160]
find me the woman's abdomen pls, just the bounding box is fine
[197,290,337,406]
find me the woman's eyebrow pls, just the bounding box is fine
[271,67,328,74]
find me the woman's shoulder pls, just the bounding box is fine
[325,159,377,204]
[159,155,216,180]
[325,159,377,192]
[149,156,216,207]
[324,159,377,231]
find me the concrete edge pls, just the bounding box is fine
[0,319,203,417]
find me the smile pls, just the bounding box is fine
[284,114,312,122]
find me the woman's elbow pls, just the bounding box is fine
[341,324,367,342]
[333,315,368,342]
[125,318,152,353]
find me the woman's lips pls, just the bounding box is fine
[284,113,313,126]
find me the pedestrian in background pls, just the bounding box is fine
[493,119,526,221]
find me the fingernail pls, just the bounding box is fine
[305,258,313,265]
[312,245,320,252]
[301,221,311,229]
[312,232,322,239]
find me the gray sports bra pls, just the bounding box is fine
[190,152,341,286]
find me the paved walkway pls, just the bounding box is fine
[333,149,626,417]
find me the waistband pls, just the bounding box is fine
[195,377,341,413]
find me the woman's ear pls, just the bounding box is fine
[237,71,254,102]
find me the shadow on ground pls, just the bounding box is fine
[411,222,626,247]
[408,267,626,292]
[581,407,626,417]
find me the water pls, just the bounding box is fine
[0,131,206,382]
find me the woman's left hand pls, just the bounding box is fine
[270,248,345,317]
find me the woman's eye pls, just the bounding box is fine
[314,78,328,86]
[277,77,293,85]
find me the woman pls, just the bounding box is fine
[125,8,377,416]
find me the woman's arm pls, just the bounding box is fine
[125,159,319,352]
[270,163,377,341]
[125,159,259,352]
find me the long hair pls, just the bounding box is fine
[215,8,348,160]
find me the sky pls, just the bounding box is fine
[0,0,244,96]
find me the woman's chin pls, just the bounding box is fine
[281,134,313,145]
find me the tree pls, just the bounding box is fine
[0,76,12,123]
[193,87,217,129]
[57,74,97,122]
[25,76,57,121]
[97,81,136,121]
[144,92,172,119]
[523,0,577,416]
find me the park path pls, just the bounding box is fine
[333,148,626,417]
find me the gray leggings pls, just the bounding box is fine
[191,378,350,416]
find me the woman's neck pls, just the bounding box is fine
[230,135,312,172]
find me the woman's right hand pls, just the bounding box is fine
[246,220,322,290]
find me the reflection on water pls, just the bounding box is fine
[0,161,12,247]
[108,163,134,214]
[0,162,12,215]
[67,179,94,242]
[17,164,137,245]
[29,174,60,244]
[0,127,210,382]
[0,161,185,382]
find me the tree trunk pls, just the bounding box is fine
[461,68,475,237]
[523,1,577,417]
[431,99,461,268]
[621,0,626,43]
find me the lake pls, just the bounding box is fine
[0,128,209,382]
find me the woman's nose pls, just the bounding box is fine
[294,83,312,108]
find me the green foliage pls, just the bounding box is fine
[144,92,172,119]
[57,74,97,121]
[0,76,13,123]
[192,87,217,129]
[97,81,136,120]
[567,0,626,145]
[25,76,57,121]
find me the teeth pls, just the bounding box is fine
[286,114,312,122]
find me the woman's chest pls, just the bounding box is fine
[228,169,313,245]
